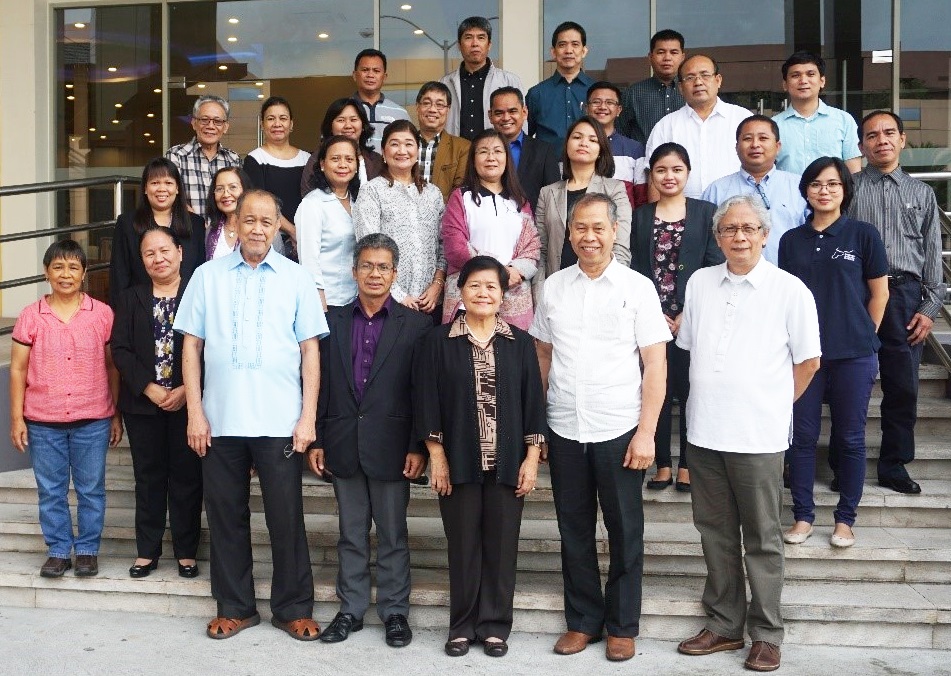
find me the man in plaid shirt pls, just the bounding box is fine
[166,95,241,216]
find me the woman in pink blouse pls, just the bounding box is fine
[441,129,540,330]
[10,240,123,578]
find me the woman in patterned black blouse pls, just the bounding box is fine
[111,226,202,580]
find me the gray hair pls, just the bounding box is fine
[353,233,400,268]
[192,95,230,119]
[711,194,772,235]
[236,188,282,220]
[568,192,618,226]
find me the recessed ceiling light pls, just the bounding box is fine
[149,139,156,144]
[255,82,264,87]
[146,113,155,118]
[66,95,75,101]
[144,132,151,137]
[112,119,119,124]
[227,36,237,43]
[228,17,239,24]
[89,127,96,132]
[257,94,264,99]
[74,22,86,28]
[100,135,106,139]
[153,88,161,93]
[317,32,329,39]
[401,4,412,9]
[413,29,424,35]
[107,66,117,72]
[65,84,74,89]
[114,103,122,108]
[218,65,227,71]
[197,83,206,88]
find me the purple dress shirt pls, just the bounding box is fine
[351,296,392,403]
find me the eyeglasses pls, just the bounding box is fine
[283,444,296,459]
[213,183,242,195]
[587,98,619,108]
[474,147,506,158]
[807,180,844,193]
[196,116,227,128]
[679,71,717,84]
[418,99,449,111]
[356,262,393,273]
[717,224,762,238]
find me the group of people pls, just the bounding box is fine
[8,16,946,673]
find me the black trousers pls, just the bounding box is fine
[123,409,202,560]
[439,471,524,641]
[655,341,690,470]
[548,428,645,637]
[204,436,314,622]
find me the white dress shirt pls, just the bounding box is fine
[676,258,821,453]
[646,98,753,198]
[294,188,358,307]
[529,259,672,443]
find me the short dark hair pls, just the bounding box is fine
[463,129,528,211]
[782,51,825,79]
[552,21,586,48]
[416,81,452,106]
[313,135,361,201]
[236,188,282,220]
[139,224,183,252]
[457,16,492,43]
[43,239,86,270]
[649,142,691,171]
[650,29,685,52]
[859,110,904,140]
[354,48,387,72]
[260,95,292,121]
[736,114,780,141]
[353,232,400,269]
[678,53,719,80]
[457,255,509,290]
[586,81,622,102]
[490,86,525,108]
[563,116,614,180]
[799,156,855,215]
[320,98,373,153]
[206,166,253,224]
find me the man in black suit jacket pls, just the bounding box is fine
[489,86,561,212]
[308,233,432,648]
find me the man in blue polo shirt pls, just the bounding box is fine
[526,21,594,146]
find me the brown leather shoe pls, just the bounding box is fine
[40,557,71,578]
[678,628,745,655]
[553,630,601,655]
[74,555,98,577]
[744,641,781,671]
[605,635,635,661]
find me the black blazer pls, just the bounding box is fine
[413,321,547,488]
[111,283,186,416]
[517,136,561,213]
[317,300,433,481]
[109,211,206,307]
[631,197,725,311]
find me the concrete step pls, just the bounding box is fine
[1,502,948,585]
[0,551,947,648]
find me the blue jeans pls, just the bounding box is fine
[789,354,878,527]
[27,418,111,558]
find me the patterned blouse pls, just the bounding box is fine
[152,296,177,388]
[352,176,446,303]
[651,216,686,316]
[449,313,545,471]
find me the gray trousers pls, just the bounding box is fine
[688,443,785,645]
[332,467,411,621]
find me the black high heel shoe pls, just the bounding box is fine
[129,560,158,578]
[178,561,200,578]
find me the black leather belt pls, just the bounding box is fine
[887,273,917,287]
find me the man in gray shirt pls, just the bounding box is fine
[618,29,686,143]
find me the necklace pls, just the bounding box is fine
[334,191,350,201]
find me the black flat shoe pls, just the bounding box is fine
[646,477,673,490]
[878,476,921,494]
[675,480,691,493]
[320,612,363,643]
[445,638,470,656]
[483,639,508,657]
[178,562,199,578]
[129,560,158,578]
[830,476,840,492]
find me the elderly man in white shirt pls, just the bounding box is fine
[674,194,821,673]
[646,54,751,199]
[530,192,671,663]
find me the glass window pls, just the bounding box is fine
[542,0,650,86]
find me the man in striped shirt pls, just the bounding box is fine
[848,110,947,495]
[351,49,410,152]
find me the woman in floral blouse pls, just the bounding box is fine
[631,142,723,492]
[111,226,202,579]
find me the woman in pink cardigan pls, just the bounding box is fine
[441,129,541,330]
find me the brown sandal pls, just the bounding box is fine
[271,616,321,641]
[206,613,261,639]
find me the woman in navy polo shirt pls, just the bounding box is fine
[778,157,889,548]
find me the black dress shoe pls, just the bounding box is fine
[444,638,470,656]
[129,560,158,578]
[878,476,921,494]
[646,477,673,490]
[675,480,691,493]
[384,614,412,647]
[320,612,364,643]
[830,476,840,492]
[178,562,199,578]
[483,639,508,657]
[40,557,71,578]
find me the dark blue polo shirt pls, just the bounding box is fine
[778,216,888,360]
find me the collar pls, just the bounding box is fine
[40,292,93,314]
[569,257,623,284]
[649,75,678,89]
[460,59,491,80]
[227,247,280,272]
[783,99,830,120]
[862,163,906,185]
[448,312,514,340]
[740,166,778,185]
[354,92,387,107]
[354,294,393,320]
[183,136,226,158]
[477,185,512,200]
[803,215,847,237]
[511,131,525,146]
[420,131,442,146]
[553,70,593,87]
[686,97,730,122]
[717,256,770,289]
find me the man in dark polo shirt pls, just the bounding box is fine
[618,29,686,143]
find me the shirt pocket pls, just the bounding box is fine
[900,205,924,240]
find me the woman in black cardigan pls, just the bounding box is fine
[111,226,202,579]
[631,143,723,492]
[414,256,547,658]
[109,157,205,306]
